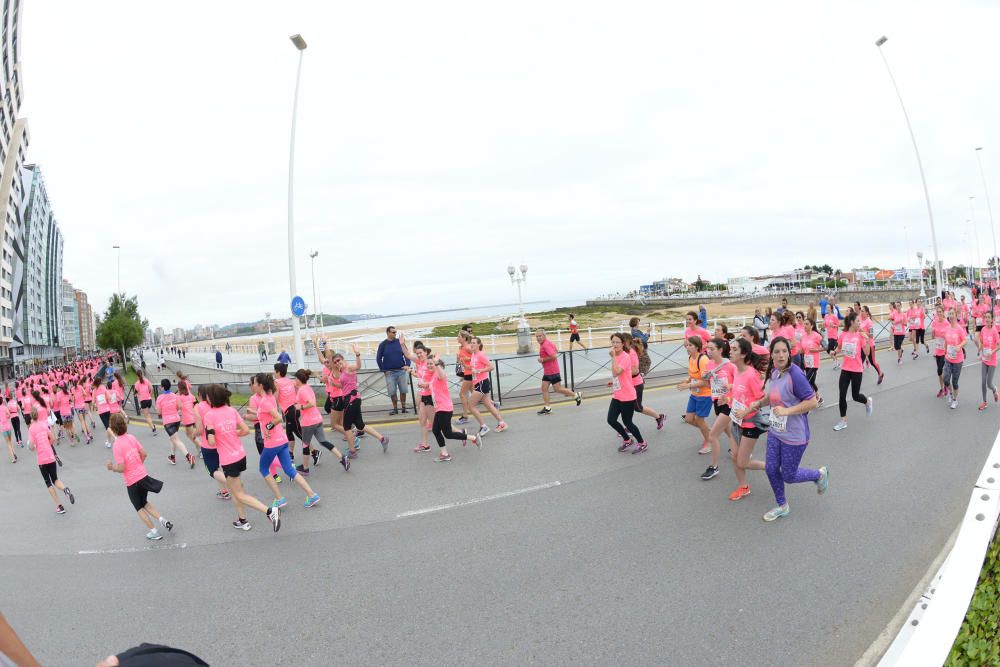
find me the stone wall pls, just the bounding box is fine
[586,289,925,310]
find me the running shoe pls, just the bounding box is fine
[631,442,648,454]
[267,507,281,532]
[273,474,282,484]
[63,487,75,505]
[312,448,320,465]
[413,444,431,453]
[272,497,288,509]
[186,453,196,469]
[355,429,366,439]
[9,455,15,463]
[816,466,829,494]
[456,416,469,425]
[980,402,988,411]
[495,421,508,433]
[656,414,666,430]
[233,518,251,531]
[994,388,998,403]
[912,352,918,359]
[295,465,310,477]
[340,456,350,472]
[617,440,633,452]
[833,421,848,431]
[380,435,389,453]
[478,424,490,437]
[762,504,790,522]
[877,374,884,386]
[168,454,177,465]
[198,451,203,459]
[950,400,958,410]
[537,407,552,416]
[575,392,583,406]
[897,358,902,366]
[469,434,480,449]
[304,494,321,509]
[347,449,358,459]
[700,465,719,481]
[436,452,452,462]
[866,397,874,416]
[55,504,65,515]
[160,517,174,531]
[936,388,947,398]
[146,528,163,540]
[390,408,398,416]
[698,443,711,455]
[401,407,408,414]
[728,485,751,501]
[216,489,231,500]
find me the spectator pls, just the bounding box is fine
[698,304,708,329]
[628,317,650,345]
[258,341,267,362]
[376,326,411,415]
[753,308,768,343]
[775,298,789,315]
[819,295,829,316]
[215,349,223,369]
[277,349,291,365]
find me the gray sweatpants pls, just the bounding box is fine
[982,364,997,403]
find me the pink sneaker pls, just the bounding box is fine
[495,421,508,433]
[698,443,711,455]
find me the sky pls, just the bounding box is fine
[17,1,1000,329]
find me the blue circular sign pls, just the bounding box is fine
[291,296,306,317]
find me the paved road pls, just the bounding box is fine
[1,349,996,665]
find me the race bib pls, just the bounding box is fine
[843,342,857,358]
[804,355,816,369]
[983,348,994,359]
[909,318,918,327]
[710,377,727,399]
[730,399,745,424]
[794,330,803,341]
[947,345,960,359]
[977,318,984,326]
[611,376,621,392]
[933,339,945,354]
[768,410,787,433]
[96,394,106,405]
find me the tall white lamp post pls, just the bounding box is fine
[508,264,530,353]
[286,33,308,365]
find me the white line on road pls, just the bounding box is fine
[77,542,188,555]
[396,481,563,519]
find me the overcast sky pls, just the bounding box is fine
[18,1,1000,329]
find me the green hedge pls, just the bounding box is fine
[947,529,1000,665]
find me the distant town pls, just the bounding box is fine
[145,313,377,347]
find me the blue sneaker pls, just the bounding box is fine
[816,466,829,495]
[272,497,288,509]
[304,494,321,509]
[762,504,790,522]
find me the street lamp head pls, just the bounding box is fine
[507,265,515,278]
[112,245,120,249]
[875,36,888,47]
[310,251,318,259]
[977,147,984,151]
[290,34,307,50]
[520,264,528,275]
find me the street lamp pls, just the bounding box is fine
[112,245,121,294]
[875,36,944,299]
[917,251,925,297]
[969,196,982,284]
[976,147,999,281]
[508,264,530,354]
[309,250,320,352]
[286,33,308,365]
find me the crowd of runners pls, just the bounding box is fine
[5,288,999,538]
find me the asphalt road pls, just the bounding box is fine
[1,348,996,666]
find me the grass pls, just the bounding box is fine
[426,304,688,338]
[947,531,1000,665]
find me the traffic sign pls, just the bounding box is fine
[291,296,306,317]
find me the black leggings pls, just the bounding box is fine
[838,370,868,417]
[11,416,20,442]
[283,406,302,445]
[805,368,818,393]
[432,411,469,447]
[607,399,643,442]
[915,329,926,345]
[936,355,946,377]
[861,347,882,376]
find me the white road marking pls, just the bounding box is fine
[78,542,187,555]
[396,481,562,519]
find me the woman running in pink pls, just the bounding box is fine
[930,305,950,397]
[889,302,907,365]
[134,370,157,435]
[833,312,873,431]
[419,351,479,462]
[700,337,737,481]
[177,381,200,456]
[192,385,231,500]
[293,369,349,472]
[799,317,824,405]
[466,337,508,436]
[858,306,884,385]
[6,389,22,448]
[156,379,195,468]
[318,345,347,439]
[92,377,115,448]
[608,333,647,454]
[203,384,280,532]
[71,381,91,444]
[56,385,78,445]
[1,399,14,463]
[684,312,712,346]
[976,310,999,410]
[245,375,281,482]
[273,363,303,468]
[942,309,967,409]
[28,411,74,514]
[336,344,389,458]
[727,338,767,501]
[105,413,174,541]
[403,340,435,452]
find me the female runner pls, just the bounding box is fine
[976,310,999,410]
[700,338,737,481]
[833,312,873,431]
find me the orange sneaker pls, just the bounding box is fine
[728,485,751,501]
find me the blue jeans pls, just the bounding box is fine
[385,369,408,398]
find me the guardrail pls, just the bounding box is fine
[878,426,1000,665]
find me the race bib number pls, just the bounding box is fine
[96,394,106,406]
[730,399,745,424]
[947,345,960,359]
[977,318,984,326]
[804,355,816,369]
[611,376,621,392]
[842,342,857,358]
[909,318,918,327]
[768,410,787,433]
[933,339,945,354]
[710,377,727,399]
[983,348,994,359]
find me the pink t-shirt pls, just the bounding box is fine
[156,392,181,425]
[57,393,71,416]
[5,398,18,418]
[196,401,212,449]
[204,405,245,466]
[324,368,343,399]
[931,318,949,357]
[612,351,636,401]
[247,394,261,425]
[685,326,712,345]
[33,402,49,424]
[705,358,735,402]
[823,313,840,340]
[430,372,454,413]
[29,421,54,465]
[980,326,999,367]
[906,307,921,330]
[93,386,110,414]
[800,331,822,370]
[0,404,11,432]
[629,348,644,387]
[539,339,560,376]
[340,371,359,397]
[415,361,432,397]
[839,331,864,373]
[108,388,122,414]
[890,311,906,336]
[944,325,967,363]
[258,394,288,448]
[178,394,196,425]
[112,433,148,487]
[276,377,296,412]
[777,325,795,343]
[730,366,764,428]
[72,386,86,410]
[297,385,322,427]
[136,380,153,402]
[470,351,491,384]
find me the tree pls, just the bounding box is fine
[693,274,710,291]
[96,293,148,355]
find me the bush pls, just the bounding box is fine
[947,530,1000,665]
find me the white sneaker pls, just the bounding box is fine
[478,424,490,437]
[833,421,848,431]
[105,441,111,448]
[950,400,958,410]
[146,528,162,540]
[866,397,874,417]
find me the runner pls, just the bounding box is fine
[608,333,647,454]
[105,413,173,540]
[273,363,303,468]
[134,370,157,435]
[420,351,479,462]
[911,298,929,356]
[890,302,907,365]
[244,376,282,483]
[726,337,767,501]
[740,326,771,364]
[535,329,582,415]
[203,383,280,532]
[930,304,950,397]
[677,336,712,454]
[56,385,78,445]
[318,346,348,441]
[253,373,323,509]
[759,337,828,522]
[336,344,389,459]
[6,389,21,447]
[455,331,474,425]
[402,339,434,452]
[790,311,806,368]
[859,306,884,385]
[293,369,349,473]
[685,311,712,345]
[799,317,824,405]
[0,398,14,463]
[976,310,999,411]
[192,385,231,500]
[630,337,666,429]
[833,312,873,431]
[155,379,195,468]
[71,381,92,444]
[28,409,74,514]
[568,314,586,352]
[177,381,200,456]
[465,336,508,436]
[713,323,735,341]
[700,337,738,481]
[942,308,968,409]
